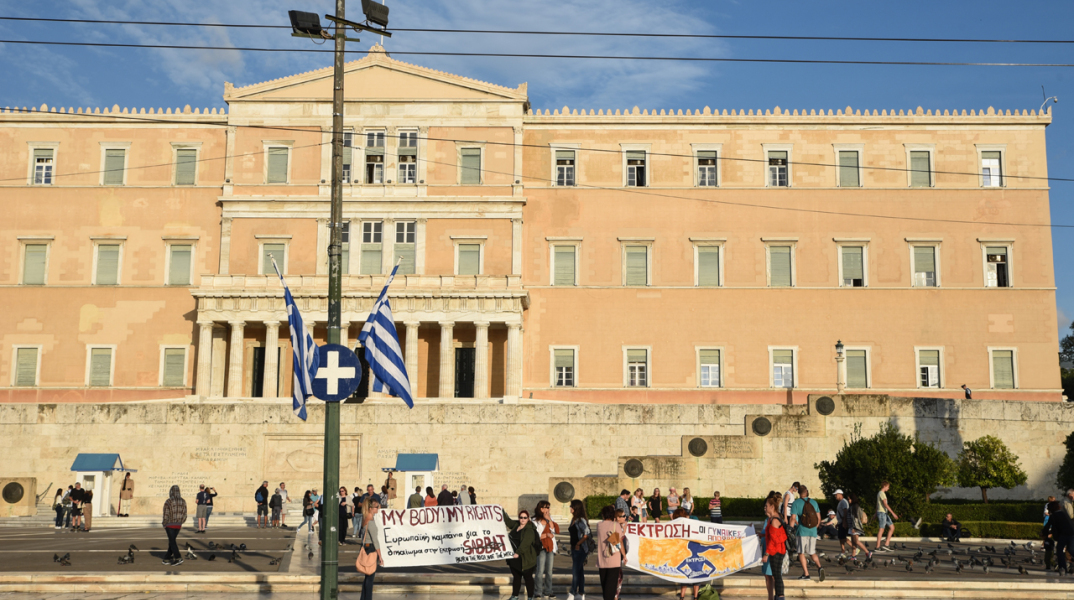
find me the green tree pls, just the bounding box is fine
[1062,368,1074,402]
[1055,432,1074,491]
[815,422,956,518]
[956,435,1028,503]
[1062,320,1074,400]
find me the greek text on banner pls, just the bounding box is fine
[374,504,514,567]
[623,518,762,583]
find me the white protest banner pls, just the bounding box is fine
[622,518,762,583]
[374,504,514,567]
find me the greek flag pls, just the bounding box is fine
[358,264,414,408]
[272,258,319,420]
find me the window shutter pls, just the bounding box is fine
[168,245,192,285]
[15,348,38,386]
[175,148,197,185]
[554,246,576,285]
[626,150,646,161]
[95,245,120,285]
[699,349,720,365]
[627,349,647,363]
[992,350,1015,389]
[846,349,868,388]
[395,244,416,274]
[34,148,53,161]
[398,145,417,156]
[625,245,647,285]
[768,150,787,162]
[89,348,112,386]
[919,350,940,367]
[772,349,793,364]
[554,349,574,368]
[910,151,931,187]
[986,246,1007,258]
[556,150,575,160]
[697,150,716,160]
[460,148,481,184]
[458,244,480,275]
[103,149,125,185]
[769,246,792,287]
[342,143,352,168]
[361,244,383,275]
[841,246,864,281]
[262,243,285,275]
[914,246,936,274]
[23,244,47,285]
[267,147,289,183]
[163,348,186,386]
[838,151,859,187]
[696,246,720,286]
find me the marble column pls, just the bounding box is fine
[210,327,226,397]
[404,322,420,395]
[263,321,280,398]
[438,321,455,399]
[506,322,522,399]
[474,321,490,399]
[227,320,245,398]
[339,321,351,349]
[196,321,214,397]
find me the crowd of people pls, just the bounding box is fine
[612,488,724,524]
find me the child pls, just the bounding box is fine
[630,505,641,523]
[762,497,787,600]
[709,491,723,524]
[270,488,283,528]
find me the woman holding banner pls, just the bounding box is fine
[567,499,590,600]
[359,498,385,600]
[534,500,561,599]
[596,505,626,600]
[503,509,539,600]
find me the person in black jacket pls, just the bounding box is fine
[1043,501,1074,573]
[436,484,454,507]
[255,481,270,528]
[940,514,962,542]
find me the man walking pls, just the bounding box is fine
[833,489,850,557]
[279,482,290,528]
[162,485,187,566]
[790,485,825,582]
[407,486,423,509]
[875,481,898,552]
[255,481,270,528]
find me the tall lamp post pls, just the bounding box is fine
[835,340,845,394]
[288,4,391,600]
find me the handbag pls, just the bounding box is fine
[356,544,378,575]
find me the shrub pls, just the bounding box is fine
[1056,432,1074,491]
[956,435,1028,503]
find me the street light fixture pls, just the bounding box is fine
[835,340,845,394]
[835,340,844,358]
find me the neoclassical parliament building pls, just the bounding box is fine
[0,46,1064,407]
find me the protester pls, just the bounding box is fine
[118,472,134,517]
[384,471,397,509]
[648,488,664,524]
[632,488,647,523]
[270,488,284,528]
[833,489,849,557]
[162,485,187,566]
[255,481,269,528]
[52,489,64,529]
[279,482,290,528]
[874,481,898,552]
[1043,500,1074,573]
[761,497,786,600]
[81,488,93,532]
[504,509,539,600]
[567,499,590,600]
[533,500,561,599]
[299,490,316,533]
[709,491,722,524]
[681,488,694,517]
[789,485,825,582]
[846,493,872,560]
[596,505,625,600]
[359,497,385,600]
[672,508,699,600]
[667,488,680,515]
[940,513,962,542]
[437,484,454,507]
[195,484,218,533]
[817,511,838,540]
[408,486,423,509]
[339,486,353,544]
[424,486,436,507]
[468,486,477,504]
[459,485,472,505]
[615,489,631,516]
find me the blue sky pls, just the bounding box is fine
[1,0,1072,343]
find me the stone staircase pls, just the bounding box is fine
[0,503,305,529]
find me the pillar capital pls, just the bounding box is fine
[403,321,421,327]
[228,320,246,327]
[507,322,521,330]
[438,321,455,328]
[197,320,216,327]
[264,320,280,330]
[473,321,491,328]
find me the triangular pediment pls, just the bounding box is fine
[225,45,527,103]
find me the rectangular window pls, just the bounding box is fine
[162,348,186,387]
[846,349,868,388]
[167,244,192,286]
[340,222,350,275]
[88,347,113,387]
[554,349,575,387]
[697,151,717,187]
[838,150,860,187]
[697,246,720,286]
[913,246,937,287]
[624,245,648,286]
[457,243,481,275]
[398,131,417,184]
[365,132,384,184]
[768,150,788,187]
[342,133,354,183]
[103,148,126,185]
[175,148,197,185]
[95,244,121,285]
[553,245,576,286]
[460,148,482,184]
[626,151,646,187]
[556,150,576,186]
[981,150,1002,187]
[699,349,720,388]
[910,150,931,187]
[919,349,941,388]
[772,349,793,388]
[992,350,1015,389]
[768,245,793,287]
[627,349,648,387]
[267,146,289,183]
[841,246,864,287]
[262,243,286,275]
[33,148,54,185]
[14,347,39,387]
[366,131,385,148]
[985,246,1009,288]
[22,243,47,285]
[395,221,416,275]
[361,222,383,275]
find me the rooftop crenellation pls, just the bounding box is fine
[0,104,227,117]
[526,105,1051,119]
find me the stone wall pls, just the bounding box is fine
[1,395,1071,518]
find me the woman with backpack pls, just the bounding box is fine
[761,496,786,600]
[567,499,590,600]
[502,508,539,600]
[648,489,664,524]
[846,493,872,560]
[596,505,625,600]
[533,500,561,599]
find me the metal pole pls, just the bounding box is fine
[321,0,346,597]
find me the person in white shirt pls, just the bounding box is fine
[278,482,290,528]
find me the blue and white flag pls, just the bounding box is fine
[358,264,414,408]
[272,258,320,420]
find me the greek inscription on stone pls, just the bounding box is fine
[147,474,205,496]
[708,437,757,459]
[192,446,248,460]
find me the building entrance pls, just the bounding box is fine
[454,347,475,398]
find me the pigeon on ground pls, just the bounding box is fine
[185,543,194,552]
[208,541,216,551]
[925,564,934,574]
[186,547,199,560]
[308,551,315,561]
[129,544,138,552]
[269,556,281,566]
[53,554,60,563]
[955,564,963,574]
[905,562,913,572]
[118,555,133,565]
[207,554,216,561]
[1019,566,1028,575]
[59,558,71,567]
[228,550,238,563]
[239,543,247,551]
[1025,542,1035,551]
[982,565,990,574]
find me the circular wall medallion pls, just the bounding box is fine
[816,396,836,416]
[2,482,24,505]
[688,437,709,457]
[553,482,575,503]
[752,417,773,437]
[624,459,645,478]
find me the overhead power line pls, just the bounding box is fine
[1,39,1073,68]
[2,16,1074,45]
